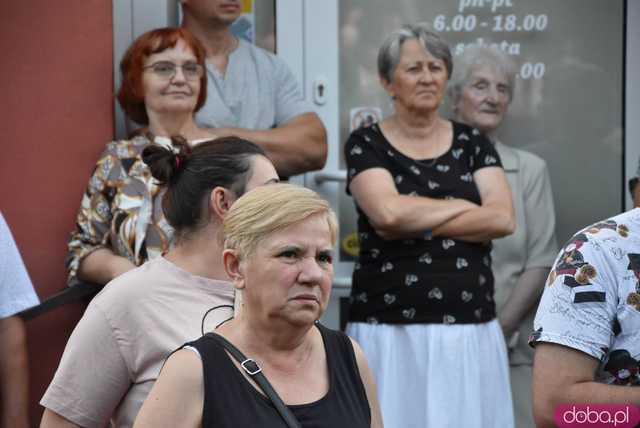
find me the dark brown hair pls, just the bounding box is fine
[142,137,269,239]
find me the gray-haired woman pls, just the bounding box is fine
[344,24,515,427]
[449,45,558,428]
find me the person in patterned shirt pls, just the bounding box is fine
[66,28,219,287]
[530,208,640,427]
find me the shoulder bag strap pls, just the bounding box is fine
[207,333,302,428]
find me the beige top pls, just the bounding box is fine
[492,142,558,366]
[41,257,235,428]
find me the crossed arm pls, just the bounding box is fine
[349,166,514,242]
[532,343,640,428]
[215,112,327,178]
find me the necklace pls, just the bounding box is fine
[413,130,444,168]
[414,144,441,168]
[383,118,449,169]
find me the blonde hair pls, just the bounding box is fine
[223,183,338,257]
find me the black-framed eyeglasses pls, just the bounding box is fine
[143,61,204,80]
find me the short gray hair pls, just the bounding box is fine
[448,45,517,104]
[378,23,452,83]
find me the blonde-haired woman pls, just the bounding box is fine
[134,183,383,428]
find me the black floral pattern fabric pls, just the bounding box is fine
[345,121,503,324]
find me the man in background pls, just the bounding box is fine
[181,0,327,178]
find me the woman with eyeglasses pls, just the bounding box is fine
[65,27,219,287]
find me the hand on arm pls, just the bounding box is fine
[532,343,640,428]
[214,112,327,177]
[498,267,549,337]
[349,168,477,240]
[349,338,384,428]
[133,349,204,428]
[432,166,515,242]
[77,248,136,285]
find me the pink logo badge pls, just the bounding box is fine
[555,404,640,427]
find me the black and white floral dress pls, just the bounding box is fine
[345,121,501,325]
[344,120,514,428]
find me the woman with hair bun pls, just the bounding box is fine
[40,137,279,428]
[66,27,223,287]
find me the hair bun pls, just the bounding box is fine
[142,135,192,184]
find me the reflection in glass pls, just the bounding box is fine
[338,0,623,261]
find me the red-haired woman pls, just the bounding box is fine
[66,27,217,286]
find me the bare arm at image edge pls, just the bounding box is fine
[0,316,31,428]
[0,212,40,428]
[532,343,640,428]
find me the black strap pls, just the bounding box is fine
[207,333,302,428]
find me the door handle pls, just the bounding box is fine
[314,170,347,185]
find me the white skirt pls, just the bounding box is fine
[347,320,514,428]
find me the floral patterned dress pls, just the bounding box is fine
[345,121,502,325]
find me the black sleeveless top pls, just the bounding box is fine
[185,323,371,428]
